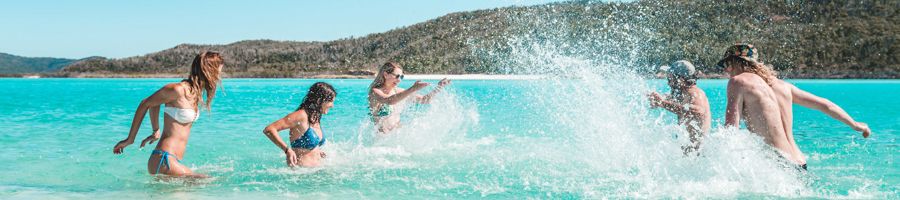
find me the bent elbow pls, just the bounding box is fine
[262,127,275,136]
[136,99,152,110]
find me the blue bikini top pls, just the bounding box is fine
[290,127,326,150]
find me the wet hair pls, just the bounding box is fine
[186,51,223,110]
[368,62,401,91]
[725,56,777,86]
[297,82,337,124]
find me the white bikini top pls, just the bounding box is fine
[164,106,199,124]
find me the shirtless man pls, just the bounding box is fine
[719,44,806,168]
[648,60,711,155]
[719,44,871,170]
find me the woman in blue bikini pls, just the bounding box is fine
[112,51,224,178]
[262,82,337,167]
[368,62,450,133]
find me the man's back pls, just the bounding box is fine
[770,80,806,164]
[727,73,804,164]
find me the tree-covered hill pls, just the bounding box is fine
[0,53,79,74]
[51,0,900,78]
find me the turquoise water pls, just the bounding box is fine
[0,78,897,199]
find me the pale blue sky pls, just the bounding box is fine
[0,0,561,59]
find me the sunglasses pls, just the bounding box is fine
[390,73,404,80]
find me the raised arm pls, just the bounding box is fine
[113,84,178,154]
[790,84,871,137]
[370,81,429,105]
[416,78,451,104]
[648,92,687,116]
[262,111,306,166]
[724,79,745,127]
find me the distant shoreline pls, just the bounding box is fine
[0,73,545,80]
[1,72,896,79]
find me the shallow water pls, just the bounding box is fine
[0,78,897,199]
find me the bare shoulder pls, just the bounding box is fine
[770,79,794,93]
[290,109,309,120]
[728,76,751,86]
[731,73,771,87]
[688,87,708,99]
[158,82,186,96]
[371,87,391,95]
[279,109,307,127]
[776,79,798,90]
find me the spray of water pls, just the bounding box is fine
[216,2,886,198]
[460,2,814,198]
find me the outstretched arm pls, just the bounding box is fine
[649,92,687,116]
[263,111,306,166]
[370,81,429,105]
[113,85,178,154]
[724,79,745,127]
[416,78,451,104]
[790,84,871,137]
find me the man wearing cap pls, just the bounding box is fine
[718,44,871,170]
[648,60,711,155]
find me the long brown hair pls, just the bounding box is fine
[725,56,777,86]
[368,62,401,91]
[186,51,223,110]
[297,82,337,124]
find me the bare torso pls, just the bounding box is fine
[289,121,325,167]
[770,79,806,164]
[731,74,804,164]
[676,86,712,137]
[369,87,403,132]
[147,83,200,175]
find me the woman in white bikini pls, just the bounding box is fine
[112,51,224,178]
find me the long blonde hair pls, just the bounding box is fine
[368,62,401,91]
[186,51,223,110]
[726,56,777,85]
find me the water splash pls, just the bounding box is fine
[460,3,817,198]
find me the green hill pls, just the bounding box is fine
[0,53,79,74]
[56,0,900,78]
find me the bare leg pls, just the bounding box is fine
[147,154,209,178]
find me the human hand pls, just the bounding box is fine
[113,139,133,154]
[140,130,161,148]
[437,78,451,87]
[410,80,430,91]
[647,92,663,107]
[285,149,299,167]
[854,122,871,138]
